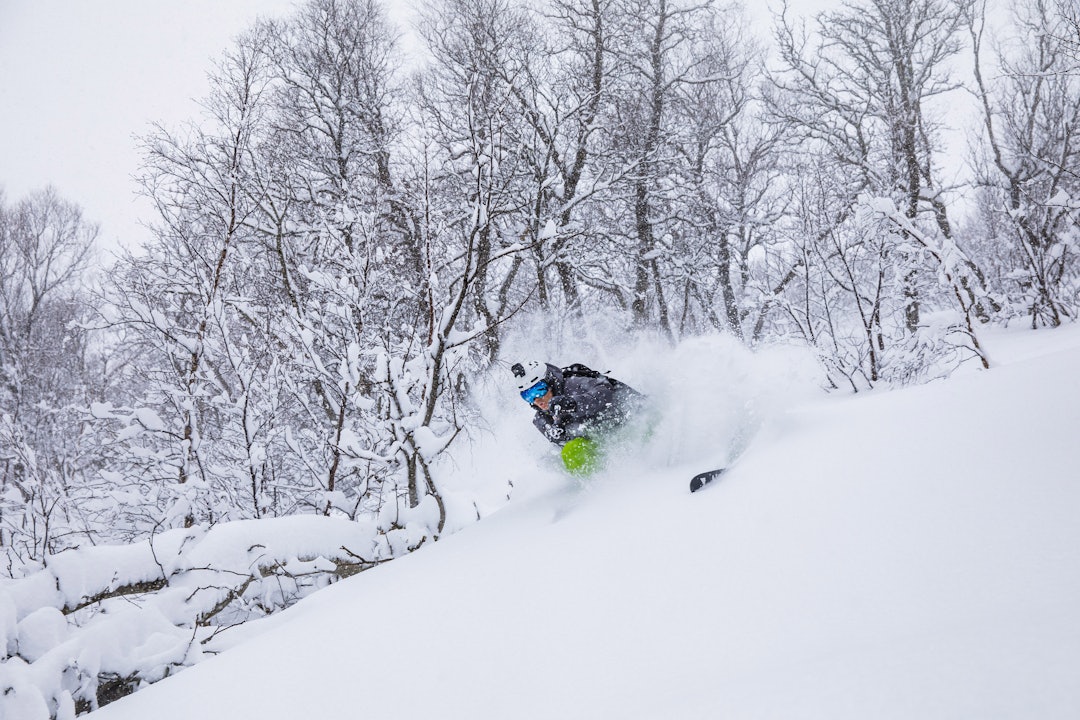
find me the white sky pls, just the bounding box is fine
[0,0,299,253]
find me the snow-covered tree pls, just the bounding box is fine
[769,0,990,386]
[966,0,1080,327]
[0,188,102,567]
[101,24,278,531]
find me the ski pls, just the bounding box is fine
[689,468,725,493]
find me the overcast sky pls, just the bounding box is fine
[0,0,299,253]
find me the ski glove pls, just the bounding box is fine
[549,396,577,420]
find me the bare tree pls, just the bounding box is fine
[105,24,276,530]
[416,0,538,358]
[604,0,715,338]
[260,0,416,516]
[966,0,1080,327]
[501,0,638,318]
[771,0,990,382]
[670,8,791,339]
[0,187,100,564]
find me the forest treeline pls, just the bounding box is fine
[2,0,1079,571]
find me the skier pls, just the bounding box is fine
[511,360,649,475]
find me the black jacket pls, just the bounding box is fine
[531,364,645,445]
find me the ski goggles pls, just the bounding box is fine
[520,380,549,404]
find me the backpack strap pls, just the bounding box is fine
[561,363,628,394]
[561,363,604,380]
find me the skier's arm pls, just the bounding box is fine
[532,377,621,444]
[533,411,569,443]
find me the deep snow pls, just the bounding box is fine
[85,325,1080,720]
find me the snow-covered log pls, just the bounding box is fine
[0,515,411,719]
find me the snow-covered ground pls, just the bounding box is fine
[84,324,1080,720]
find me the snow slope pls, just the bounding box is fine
[90,326,1080,720]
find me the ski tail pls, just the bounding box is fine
[689,468,725,493]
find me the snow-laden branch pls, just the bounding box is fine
[861,195,991,370]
